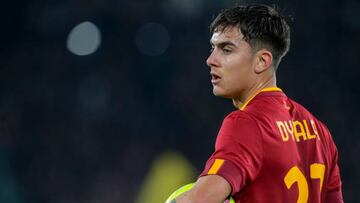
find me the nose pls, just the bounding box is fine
[206,51,219,68]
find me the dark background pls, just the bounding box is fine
[0,0,359,202]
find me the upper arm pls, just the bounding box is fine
[322,125,343,202]
[325,151,343,202]
[200,112,263,194]
[325,187,344,203]
[176,175,231,203]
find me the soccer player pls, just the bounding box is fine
[174,4,343,203]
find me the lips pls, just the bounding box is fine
[210,72,221,84]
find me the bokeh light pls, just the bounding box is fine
[67,21,101,56]
[162,0,204,19]
[135,22,170,56]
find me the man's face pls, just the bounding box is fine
[207,26,257,99]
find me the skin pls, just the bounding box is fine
[175,26,277,203]
[208,26,276,109]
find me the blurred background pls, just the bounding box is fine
[0,0,359,202]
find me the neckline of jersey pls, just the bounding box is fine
[239,87,283,111]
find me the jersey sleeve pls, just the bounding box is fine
[200,111,263,196]
[321,124,343,201]
[325,187,344,203]
[326,148,342,191]
[325,138,343,199]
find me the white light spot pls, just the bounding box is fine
[67,21,101,56]
[135,22,170,56]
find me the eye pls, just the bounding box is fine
[222,48,232,54]
[210,46,214,53]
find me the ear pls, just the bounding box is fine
[254,49,273,74]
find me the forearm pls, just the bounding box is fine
[174,175,231,203]
[175,191,203,203]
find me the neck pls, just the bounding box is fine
[232,75,277,109]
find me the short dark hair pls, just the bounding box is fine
[210,4,291,68]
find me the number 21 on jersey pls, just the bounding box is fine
[284,163,325,203]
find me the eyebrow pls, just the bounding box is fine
[210,41,237,48]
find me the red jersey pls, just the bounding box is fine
[200,87,343,203]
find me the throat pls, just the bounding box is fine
[232,99,244,109]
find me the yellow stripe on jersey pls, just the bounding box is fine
[240,87,283,110]
[208,159,225,175]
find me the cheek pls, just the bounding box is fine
[224,62,247,81]
[223,59,253,87]
[225,71,243,88]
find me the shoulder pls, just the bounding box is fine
[223,110,258,125]
[219,110,261,137]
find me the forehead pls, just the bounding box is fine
[210,26,244,45]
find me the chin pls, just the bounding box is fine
[213,86,239,99]
[213,88,230,98]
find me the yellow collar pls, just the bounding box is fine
[239,87,282,110]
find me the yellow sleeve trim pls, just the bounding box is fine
[240,87,282,110]
[208,159,225,175]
